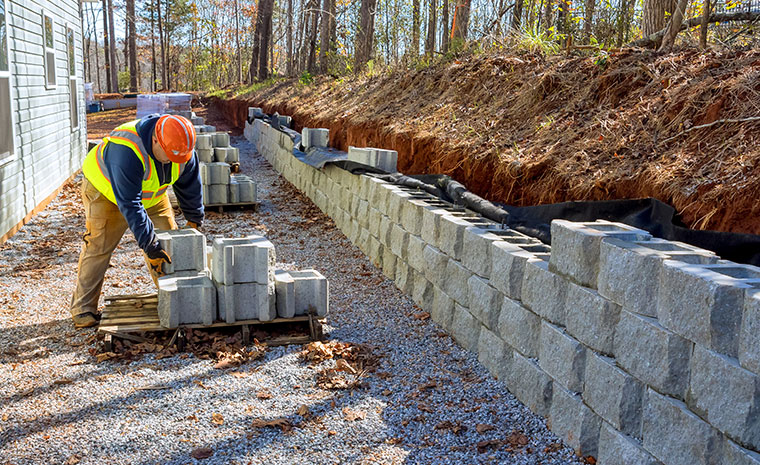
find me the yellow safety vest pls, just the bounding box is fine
[82,120,186,208]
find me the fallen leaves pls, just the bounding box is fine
[256,390,273,400]
[190,447,214,459]
[250,417,292,432]
[342,407,366,421]
[475,430,531,453]
[300,341,358,364]
[476,424,495,434]
[135,384,171,391]
[211,413,224,425]
[413,312,430,320]
[53,378,74,385]
[435,420,466,435]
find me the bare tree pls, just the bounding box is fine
[441,0,450,52]
[287,0,294,75]
[452,0,471,43]
[355,0,378,71]
[107,0,118,91]
[642,0,678,36]
[658,0,690,50]
[511,0,524,31]
[411,0,420,56]
[127,0,137,91]
[584,0,595,40]
[425,0,436,55]
[102,0,112,93]
[699,0,710,48]
[307,0,319,73]
[319,0,333,73]
[157,0,167,89]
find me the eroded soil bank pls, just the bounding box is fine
[210,47,760,235]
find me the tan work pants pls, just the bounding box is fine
[69,177,177,317]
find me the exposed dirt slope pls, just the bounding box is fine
[211,48,760,235]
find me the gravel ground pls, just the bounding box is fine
[0,136,589,465]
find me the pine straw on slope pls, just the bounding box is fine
[216,47,760,234]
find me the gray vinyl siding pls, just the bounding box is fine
[0,0,86,239]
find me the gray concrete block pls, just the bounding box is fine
[389,224,409,257]
[566,282,621,356]
[539,321,587,393]
[394,262,414,295]
[406,234,427,273]
[508,351,553,417]
[615,310,691,399]
[226,147,239,163]
[367,235,384,269]
[378,215,393,246]
[477,326,513,381]
[724,440,760,465]
[423,245,449,288]
[368,208,383,238]
[549,220,651,288]
[155,228,207,274]
[741,289,760,374]
[490,241,539,301]
[202,185,209,204]
[228,179,240,203]
[521,260,569,326]
[443,259,473,307]
[599,238,718,317]
[214,147,229,162]
[199,162,210,185]
[208,162,231,185]
[382,247,396,280]
[290,269,329,316]
[439,215,473,261]
[356,199,370,228]
[688,344,760,449]
[197,148,214,164]
[234,176,257,203]
[399,199,426,236]
[386,190,413,223]
[467,275,502,330]
[451,304,481,352]
[411,272,434,310]
[217,282,274,322]
[347,146,398,172]
[211,235,275,286]
[421,206,449,248]
[643,389,724,465]
[301,128,329,149]
[658,260,756,358]
[431,285,456,331]
[196,134,213,150]
[597,422,661,465]
[208,184,228,204]
[549,384,601,457]
[248,107,265,119]
[212,132,230,147]
[274,269,296,318]
[498,296,540,358]
[584,351,645,438]
[158,274,216,328]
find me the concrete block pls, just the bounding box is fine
[597,422,661,465]
[508,351,553,417]
[399,199,426,236]
[584,351,645,438]
[386,190,413,223]
[301,128,329,149]
[228,179,240,203]
[431,285,455,331]
[191,116,205,125]
[643,389,724,465]
[411,272,434,310]
[378,215,393,246]
[197,148,214,164]
[467,275,502,330]
[367,235,384,268]
[382,247,397,280]
[688,344,760,449]
[477,327,513,381]
[550,384,602,458]
[549,220,651,288]
[389,224,409,257]
[196,134,213,150]
[211,235,275,286]
[235,176,256,203]
[439,215,474,261]
[155,228,207,274]
[278,115,292,128]
[290,269,329,316]
[539,321,587,393]
[202,185,209,203]
[599,238,718,317]
[423,245,449,288]
[199,163,209,185]
[226,147,239,163]
[368,208,383,238]
[443,259,473,307]
[248,107,265,118]
[451,304,482,352]
[421,207,450,248]
[724,440,760,465]
[274,270,296,318]
[566,282,621,356]
[347,146,398,172]
[521,260,569,326]
[212,132,230,147]
[208,162,231,185]
[614,310,691,399]
[462,226,506,278]
[213,147,229,162]
[217,282,274,322]
[394,262,414,295]
[741,289,760,374]
[658,260,756,357]
[356,199,370,228]
[491,241,539,301]
[498,297,540,358]
[406,234,427,273]
[209,184,228,204]
[158,274,216,328]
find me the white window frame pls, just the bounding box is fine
[42,11,56,89]
[66,24,78,130]
[0,0,16,166]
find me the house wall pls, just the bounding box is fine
[0,0,86,242]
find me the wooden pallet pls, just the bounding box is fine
[204,201,260,214]
[98,293,323,351]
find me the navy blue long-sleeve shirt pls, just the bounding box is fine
[102,114,204,252]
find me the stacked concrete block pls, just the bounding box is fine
[550,384,602,457]
[565,282,621,355]
[196,134,214,163]
[549,219,651,288]
[539,321,587,394]
[229,174,257,203]
[158,275,217,328]
[301,128,329,150]
[347,146,398,173]
[249,107,265,119]
[212,236,276,322]
[155,228,207,275]
[289,269,329,316]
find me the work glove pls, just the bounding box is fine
[146,242,172,278]
[185,221,201,230]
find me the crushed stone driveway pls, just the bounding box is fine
[0,136,587,465]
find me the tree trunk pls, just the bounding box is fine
[411,0,420,56]
[102,0,112,93]
[583,0,595,40]
[441,0,449,51]
[164,1,171,90]
[319,0,332,73]
[700,0,710,48]
[127,0,137,91]
[151,0,157,91]
[157,0,167,89]
[658,0,690,50]
[107,0,118,92]
[642,0,678,36]
[511,0,524,31]
[235,0,242,83]
[451,0,471,43]
[287,0,294,75]
[425,0,436,55]
[631,10,760,47]
[92,4,101,93]
[542,0,552,30]
[355,0,378,71]
[307,0,319,73]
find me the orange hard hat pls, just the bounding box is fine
[155,114,196,163]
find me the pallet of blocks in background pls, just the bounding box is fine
[203,201,260,214]
[98,293,324,352]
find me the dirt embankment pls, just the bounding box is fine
[210,48,760,235]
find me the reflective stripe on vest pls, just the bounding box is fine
[81,119,184,208]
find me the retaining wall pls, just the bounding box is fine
[247,118,760,465]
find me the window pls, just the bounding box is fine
[0,0,14,165]
[67,26,77,129]
[43,13,55,88]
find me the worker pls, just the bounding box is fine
[70,114,204,328]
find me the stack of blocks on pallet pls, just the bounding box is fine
[196,131,256,205]
[156,229,329,329]
[247,115,760,465]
